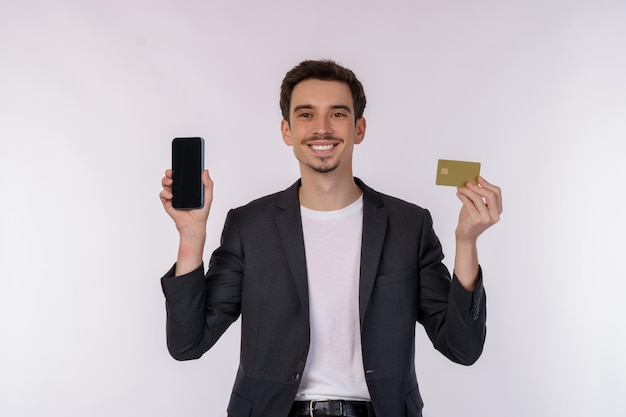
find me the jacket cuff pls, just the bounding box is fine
[450,266,486,322]
[160,262,205,297]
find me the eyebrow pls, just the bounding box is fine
[292,104,353,113]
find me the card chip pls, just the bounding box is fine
[441,168,449,175]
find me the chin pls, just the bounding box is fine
[309,162,340,174]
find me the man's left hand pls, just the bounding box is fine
[455,177,503,242]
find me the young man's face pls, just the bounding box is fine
[281,79,366,176]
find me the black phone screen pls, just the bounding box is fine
[171,137,204,209]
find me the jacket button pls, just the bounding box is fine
[291,372,301,382]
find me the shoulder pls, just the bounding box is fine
[229,179,300,217]
[357,178,430,217]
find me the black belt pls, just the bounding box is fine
[289,400,375,417]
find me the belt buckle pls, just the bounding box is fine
[309,399,342,417]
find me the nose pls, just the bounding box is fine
[313,116,332,135]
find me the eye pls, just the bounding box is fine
[332,112,346,118]
[298,112,312,118]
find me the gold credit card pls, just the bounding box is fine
[436,159,481,187]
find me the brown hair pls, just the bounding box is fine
[279,59,367,124]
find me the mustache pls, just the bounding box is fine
[301,134,344,145]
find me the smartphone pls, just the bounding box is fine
[436,159,481,187]
[171,137,204,209]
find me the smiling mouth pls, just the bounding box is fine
[310,144,335,151]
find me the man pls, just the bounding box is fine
[159,60,502,417]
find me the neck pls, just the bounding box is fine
[298,170,362,211]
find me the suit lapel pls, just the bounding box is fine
[275,180,310,315]
[273,178,387,325]
[357,179,388,325]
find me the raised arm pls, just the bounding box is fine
[160,168,214,275]
[453,176,502,290]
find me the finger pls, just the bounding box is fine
[201,169,213,189]
[201,169,214,209]
[466,181,501,220]
[162,169,174,188]
[457,188,498,232]
[478,177,502,213]
[458,187,500,230]
[458,185,490,217]
[162,175,173,188]
[477,177,503,214]
[159,188,173,205]
[456,191,480,217]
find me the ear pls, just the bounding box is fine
[281,119,293,146]
[354,117,366,145]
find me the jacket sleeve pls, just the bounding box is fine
[416,210,487,365]
[160,209,244,361]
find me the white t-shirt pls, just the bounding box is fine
[295,196,370,401]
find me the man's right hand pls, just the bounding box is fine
[160,168,214,276]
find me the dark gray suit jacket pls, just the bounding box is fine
[161,178,486,417]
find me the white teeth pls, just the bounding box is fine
[311,144,333,151]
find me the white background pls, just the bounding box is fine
[1,1,625,416]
